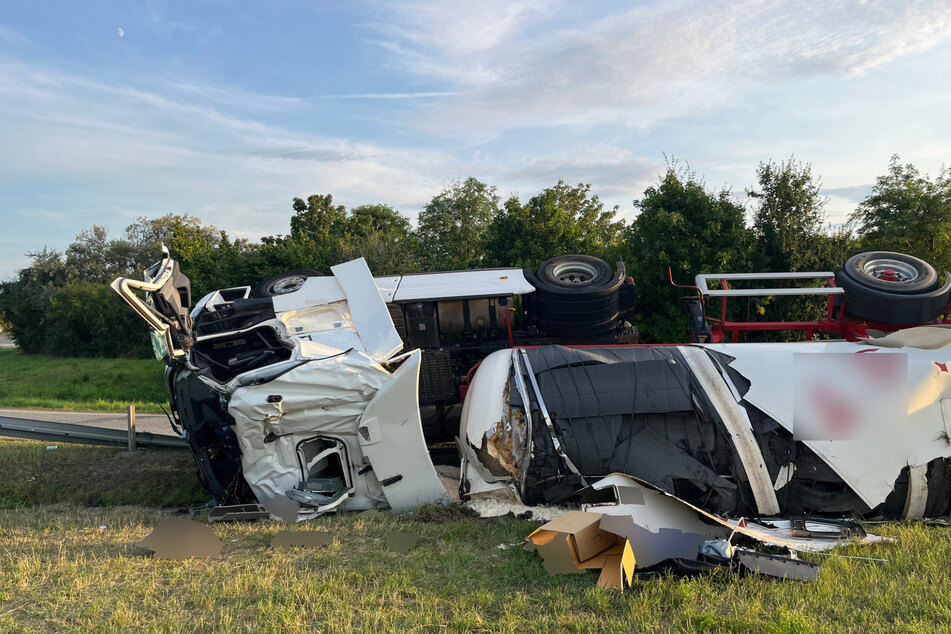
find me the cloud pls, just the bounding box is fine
[363,0,558,85]
[0,58,472,274]
[822,184,875,201]
[117,27,125,38]
[502,144,660,205]
[366,0,951,132]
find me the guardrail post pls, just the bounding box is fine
[120,404,141,456]
[127,404,136,451]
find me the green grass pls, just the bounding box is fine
[0,438,206,509]
[0,349,167,413]
[2,439,951,632]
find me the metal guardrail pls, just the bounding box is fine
[0,416,186,448]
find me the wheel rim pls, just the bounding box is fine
[551,261,599,285]
[268,275,309,294]
[862,259,919,283]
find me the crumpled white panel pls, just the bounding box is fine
[704,341,951,509]
[228,349,391,517]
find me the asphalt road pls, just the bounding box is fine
[0,408,175,436]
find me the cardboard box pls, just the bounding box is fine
[526,511,615,563]
[525,511,635,589]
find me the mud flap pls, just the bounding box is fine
[358,349,450,511]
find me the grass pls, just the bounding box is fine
[2,438,951,631]
[0,349,167,413]
[0,437,206,509]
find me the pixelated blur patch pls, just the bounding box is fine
[270,530,333,548]
[138,518,222,559]
[793,352,907,440]
[385,531,420,553]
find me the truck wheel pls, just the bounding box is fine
[529,255,623,337]
[838,251,939,295]
[252,269,321,298]
[538,255,613,288]
[836,252,951,325]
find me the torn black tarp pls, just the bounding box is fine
[511,346,750,513]
[463,344,951,520]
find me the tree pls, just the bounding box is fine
[338,204,420,274]
[415,177,500,270]
[746,158,857,331]
[850,156,951,273]
[748,157,831,272]
[484,181,626,268]
[624,164,752,342]
[289,194,347,243]
[346,204,411,239]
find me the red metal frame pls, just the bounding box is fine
[685,272,951,343]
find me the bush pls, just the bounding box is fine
[0,279,152,358]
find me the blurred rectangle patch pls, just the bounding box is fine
[793,352,907,440]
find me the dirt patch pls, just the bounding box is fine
[412,503,480,523]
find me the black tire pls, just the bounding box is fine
[836,270,951,325]
[529,255,623,336]
[537,255,613,290]
[252,269,322,298]
[838,251,938,295]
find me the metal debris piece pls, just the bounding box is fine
[208,504,270,523]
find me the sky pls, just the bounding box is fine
[1,0,950,278]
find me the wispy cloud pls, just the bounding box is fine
[503,144,660,205]
[313,91,460,100]
[0,57,471,265]
[366,0,951,131]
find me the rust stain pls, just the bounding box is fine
[484,403,523,481]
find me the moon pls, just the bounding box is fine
[117,27,125,37]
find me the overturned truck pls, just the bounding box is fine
[113,249,951,521]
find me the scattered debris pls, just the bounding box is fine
[208,503,271,523]
[582,474,885,564]
[138,519,222,559]
[464,496,567,522]
[270,530,333,548]
[732,549,820,581]
[385,531,420,553]
[46,445,58,451]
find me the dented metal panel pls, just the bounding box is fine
[357,350,450,511]
[704,341,951,510]
[331,258,403,361]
